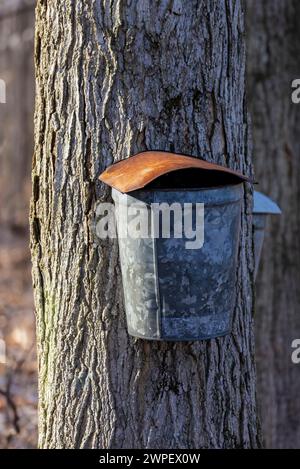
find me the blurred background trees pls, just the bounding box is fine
[246,0,300,448]
[0,0,35,229]
[0,0,300,448]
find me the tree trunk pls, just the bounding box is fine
[246,0,300,449]
[31,0,262,449]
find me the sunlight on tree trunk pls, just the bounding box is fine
[31,0,262,449]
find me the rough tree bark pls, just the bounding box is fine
[246,0,300,449]
[31,0,262,449]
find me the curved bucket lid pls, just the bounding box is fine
[253,191,282,215]
[99,151,249,193]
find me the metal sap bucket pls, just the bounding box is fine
[100,151,248,341]
[253,191,281,279]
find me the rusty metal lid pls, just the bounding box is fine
[253,191,282,214]
[99,151,249,193]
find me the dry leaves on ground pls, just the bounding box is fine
[0,227,37,448]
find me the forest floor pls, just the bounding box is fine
[0,227,37,448]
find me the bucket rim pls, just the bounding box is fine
[112,181,244,195]
[128,181,244,194]
[112,183,244,207]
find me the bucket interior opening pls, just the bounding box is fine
[145,168,243,190]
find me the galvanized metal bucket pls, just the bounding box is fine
[112,184,244,341]
[99,151,248,341]
[253,191,281,279]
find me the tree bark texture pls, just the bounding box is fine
[0,0,35,230]
[246,0,300,449]
[32,0,262,449]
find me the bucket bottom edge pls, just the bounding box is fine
[127,329,232,342]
